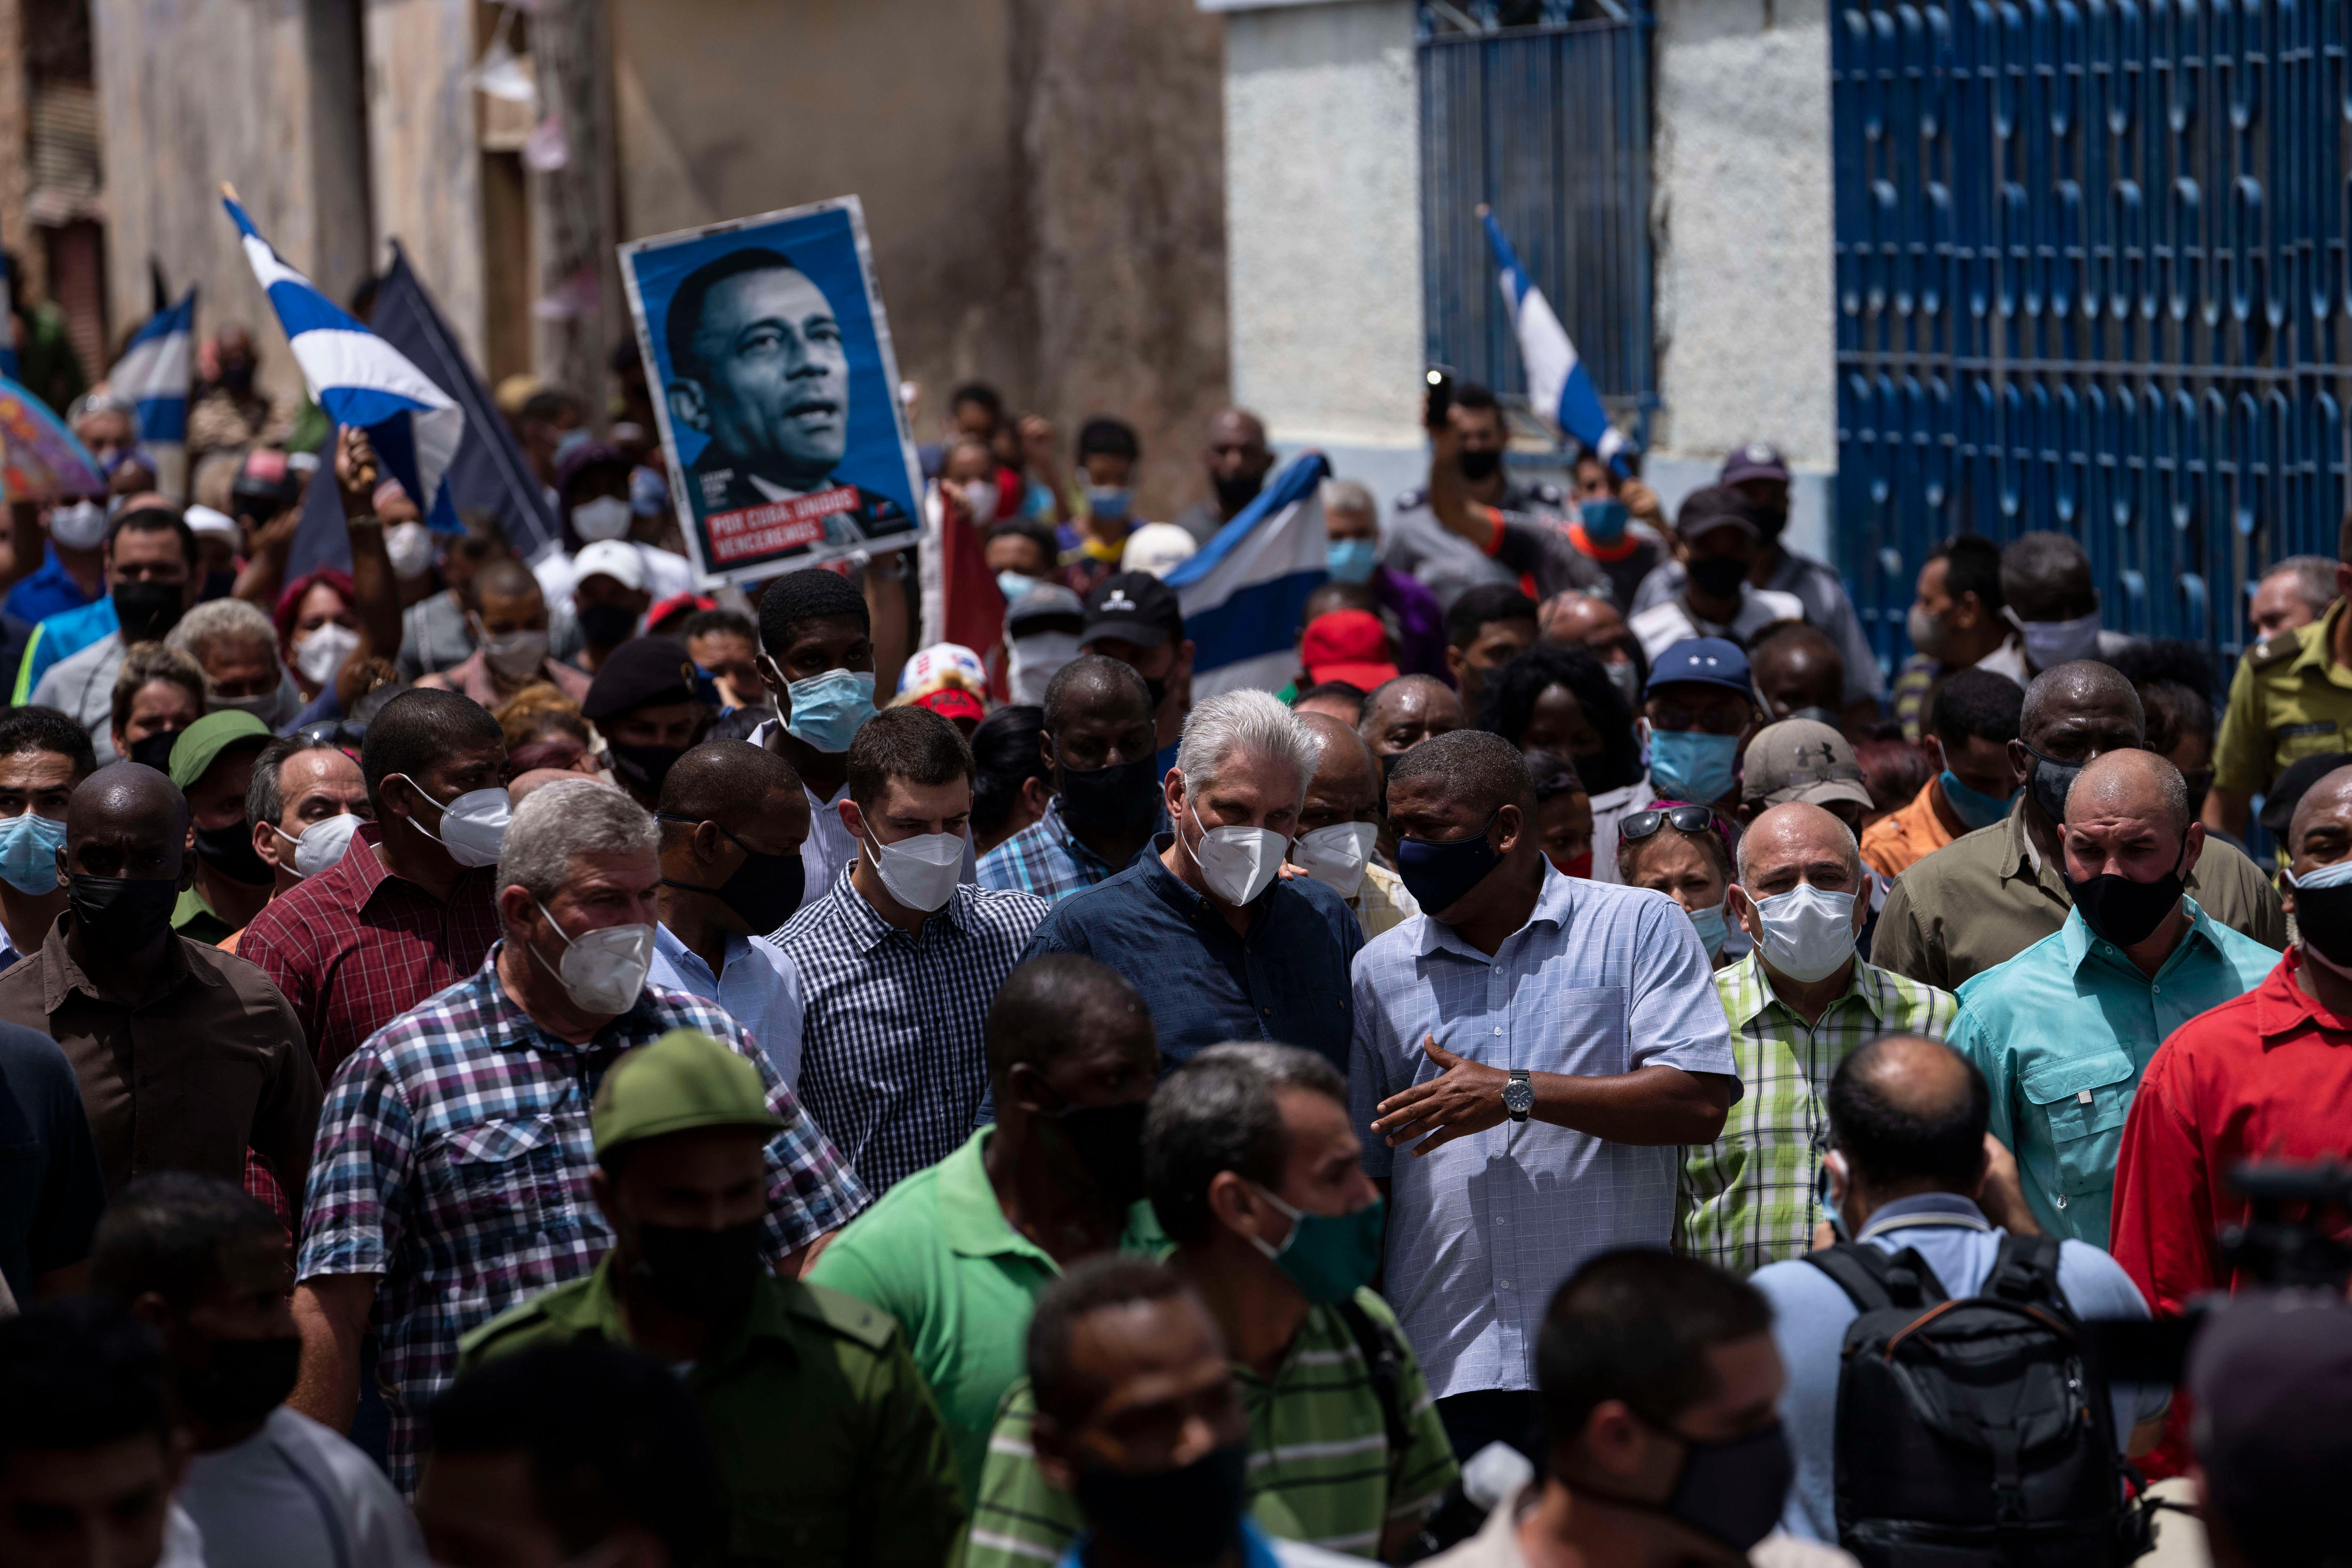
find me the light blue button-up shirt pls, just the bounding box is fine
[1348,864,1737,1399]
[650,923,806,1088]
[1947,898,2277,1248]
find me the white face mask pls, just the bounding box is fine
[1009,631,1081,706]
[1180,800,1287,907]
[385,520,435,579]
[961,479,999,525]
[531,896,654,1014]
[572,495,634,541]
[1745,881,1859,983]
[1291,820,1375,899]
[294,621,361,686]
[48,499,107,551]
[1605,657,1642,710]
[2018,609,2102,670]
[273,812,362,878]
[478,625,550,682]
[861,824,964,913]
[392,776,512,868]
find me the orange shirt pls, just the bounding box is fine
[1859,778,1956,878]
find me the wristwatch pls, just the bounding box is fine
[1503,1069,1534,1124]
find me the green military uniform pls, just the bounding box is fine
[459,1027,965,1566]
[461,1257,963,1567]
[2215,598,2352,801]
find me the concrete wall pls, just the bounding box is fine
[365,0,485,368]
[1217,0,1424,513]
[93,0,369,403]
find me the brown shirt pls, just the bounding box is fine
[0,917,322,1201]
[1871,797,2288,992]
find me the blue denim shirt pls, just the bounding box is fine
[1019,833,1363,1073]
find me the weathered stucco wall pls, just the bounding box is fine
[93,0,368,400]
[365,0,485,369]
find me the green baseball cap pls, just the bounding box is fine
[592,1028,784,1157]
[166,709,273,791]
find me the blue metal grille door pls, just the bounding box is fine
[1420,4,1659,444]
[1833,0,2351,677]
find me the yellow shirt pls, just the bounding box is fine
[2215,598,2352,796]
[1350,861,1422,940]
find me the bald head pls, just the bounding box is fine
[509,768,613,806]
[2288,763,2352,862]
[1297,712,1379,819]
[1828,1034,1992,1196]
[1043,653,1152,738]
[2067,748,2191,836]
[658,739,803,828]
[1359,674,1465,756]
[1751,625,1845,719]
[2019,660,2144,749]
[1735,801,1863,889]
[65,763,190,882]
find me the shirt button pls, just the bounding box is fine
[1262,1007,1271,1016]
[1493,1027,1502,1035]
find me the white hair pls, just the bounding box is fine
[498,778,659,906]
[1175,688,1318,801]
[1320,478,1376,520]
[166,597,277,670]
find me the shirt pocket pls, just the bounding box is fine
[2019,1052,2138,1200]
[433,1114,570,1241]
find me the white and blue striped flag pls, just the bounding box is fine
[1164,450,1331,698]
[222,189,463,528]
[1480,208,1630,475]
[107,290,195,497]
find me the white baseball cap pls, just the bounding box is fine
[571,539,645,593]
[184,504,238,538]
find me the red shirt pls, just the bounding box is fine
[236,823,503,1080]
[2108,948,2352,1474]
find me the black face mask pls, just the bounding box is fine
[609,742,686,799]
[193,820,274,887]
[1686,555,1750,600]
[177,1335,302,1428]
[629,1219,766,1322]
[2065,847,2187,949]
[1052,1098,1150,1208]
[1058,753,1162,837]
[1396,813,1501,916]
[2021,742,2084,824]
[113,580,186,643]
[2290,870,2352,967]
[1456,447,1503,483]
[577,601,640,648]
[1073,1442,1249,1567]
[68,873,180,952]
[660,819,806,936]
[1213,472,1263,515]
[1572,1419,1794,1554]
[127,729,181,772]
[219,365,256,396]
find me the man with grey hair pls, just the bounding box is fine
[290,775,868,1494]
[1022,688,1363,1071]
[2250,553,2338,641]
[964,1041,1459,1568]
[245,734,370,901]
[1682,802,1957,1275]
[167,597,301,731]
[1322,475,1450,679]
[1947,748,2278,1247]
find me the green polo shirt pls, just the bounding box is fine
[172,886,237,946]
[460,1256,963,1566]
[1947,900,2278,1248]
[806,1126,1165,1502]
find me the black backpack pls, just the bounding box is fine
[1806,1233,2154,1568]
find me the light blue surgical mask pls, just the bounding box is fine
[1937,768,2017,831]
[1086,486,1133,522]
[1578,497,1630,543]
[0,812,64,897]
[1687,899,1730,957]
[1647,727,1741,805]
[1326,538,1378,585]
[784,669,878,755]
[997,571,1041,605]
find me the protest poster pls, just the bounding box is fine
[620,195,920,587]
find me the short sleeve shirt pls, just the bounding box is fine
[2213,598,2352,796]
[1348,867,1737,1398]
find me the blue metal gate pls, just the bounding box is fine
[1420,3,1658,446]
[1834,0,2352,678]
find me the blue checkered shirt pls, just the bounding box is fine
[977,798,1150,901]
[1349,866,1739,1400]
[295,946,869,1494]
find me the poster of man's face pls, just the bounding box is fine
[621,197,920,587]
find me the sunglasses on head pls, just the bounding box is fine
[1619,804,1717,844]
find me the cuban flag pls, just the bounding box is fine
[1480,208,1630,475]
[1165,450,1331,698]
[222,190,463,529]
[107,290,196,497]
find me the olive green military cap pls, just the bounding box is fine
[592,1028,782,1156]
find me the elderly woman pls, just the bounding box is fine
[1615,798,1740,968]
[166,597,302,731]
[110,643,208,772]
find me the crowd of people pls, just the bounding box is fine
[0,339,2344,1568]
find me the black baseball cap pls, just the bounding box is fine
[2259,751,2352,835]
[1081,572,1184,651]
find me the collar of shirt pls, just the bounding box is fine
[472,939,672,1058]
[1721,949,1891,1030]
[1042,799,1118,880]
[1415,858,1571,964]
[2288,598,2350,680]
[936,1125,1159,1263]
[2256,947,2352,1044]
[539,1253,804,1375]
[1856,1190,1993,1239]
[2056,898,2223,986]
[651,920,747,984]
[819,860,974,953]
[1140,832,1272,940]
[39,915,215,1011]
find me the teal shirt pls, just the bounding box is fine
[1948,899,2276,1247]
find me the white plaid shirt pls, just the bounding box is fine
[767,864,1050,1195]
[1349,866,1738,1399]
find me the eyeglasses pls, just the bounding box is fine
[1646,703,1751,736]
[1619,804,1718,844]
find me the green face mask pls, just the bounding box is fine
[1246,1185,1387,1304]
